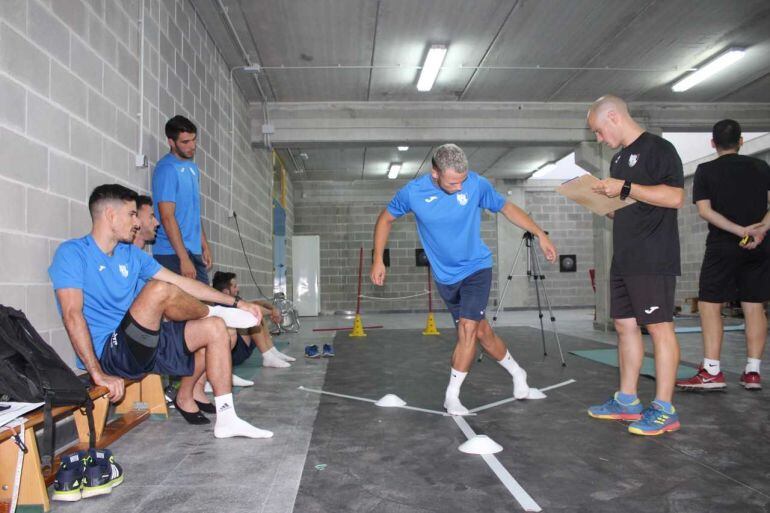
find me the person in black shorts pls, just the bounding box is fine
[587,95,685,436]
[676,119,770,392]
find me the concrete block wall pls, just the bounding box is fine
[293,180,498,315]
[0,0,280,365]
[676,174,707,307]
[523,188,595,308]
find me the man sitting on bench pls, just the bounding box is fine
[49,184,272,439]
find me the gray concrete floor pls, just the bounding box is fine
[49,308,770,512]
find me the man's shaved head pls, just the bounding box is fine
[588,94,629,122]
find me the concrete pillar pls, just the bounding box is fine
[575,142,616,330]
[496,183,528,309]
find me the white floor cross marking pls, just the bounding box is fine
[298,379,577,512]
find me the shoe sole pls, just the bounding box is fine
[52,490,83,502]
[741,382,762,390]
[305,354,320,358]
[81,475,124,499]
[587,411,642,421]
[628,421,681,436]
[676,383,727,390]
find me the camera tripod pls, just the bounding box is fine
[479,232,566,366]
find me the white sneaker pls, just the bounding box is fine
[512,368,530,400]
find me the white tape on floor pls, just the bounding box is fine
[469,379,576,413]
[298,386,449,416]
[453,416,542,512]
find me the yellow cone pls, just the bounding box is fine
[422,312,440,336]
[349,314,367,337]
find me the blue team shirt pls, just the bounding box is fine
[48,235,162,364]
[387,172,506,284]
[152,152,202,255]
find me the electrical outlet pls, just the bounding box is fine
[135,153,148,168]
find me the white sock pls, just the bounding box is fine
[498,351,529,399]
[746,358,761,374]
[206,306,259,329]
[262,349,291,368]
[213,393,273,439]
[231,374,254,386]
[703,358,720,376]
[445,368,467,399]
[273,348,296,362]
[497,351,521,375]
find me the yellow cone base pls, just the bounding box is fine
[349,314,367,337]
[422,312,440,336]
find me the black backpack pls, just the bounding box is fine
[0,305,95,468]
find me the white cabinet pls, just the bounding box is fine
[292,235,321,316]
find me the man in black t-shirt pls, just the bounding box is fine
[676,119,770,392]
[586,95,685,437]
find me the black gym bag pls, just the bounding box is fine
[0,305,95,469]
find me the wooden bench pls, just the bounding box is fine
[0,374,167,512]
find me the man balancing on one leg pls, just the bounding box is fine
[49,184,272,438]
[370,144,557,416]
[587,95,685,436]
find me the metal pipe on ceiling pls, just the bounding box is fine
[247,64,696,73]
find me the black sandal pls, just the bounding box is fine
[173,396,210,425]
[194,400,216,414]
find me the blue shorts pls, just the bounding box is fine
[434,268,493,325]
[99,316,194,380]
[154,251,208,284]
[231,334,255,366]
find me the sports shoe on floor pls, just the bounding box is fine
[740,372,762,390]
[305,345,320,358]
[81,449,124,498]
[628,404,680,436]
[52,451,87,502]
[587,393,644,421]
[676,367,727,391]
[322,344,335,358]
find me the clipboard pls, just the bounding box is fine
[556,174,635,216]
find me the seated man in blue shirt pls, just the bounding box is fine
[49,184,272,439]
[371,144,557,415]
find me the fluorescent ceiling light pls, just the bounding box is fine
[531,162,557,178]
[397,146,409,151]
[672,48,746,92]
[417,44,447,92]
[387,162,402,179]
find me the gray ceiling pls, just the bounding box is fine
[194,0,770,179]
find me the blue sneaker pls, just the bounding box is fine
[305,345,320,358]
[52,451,87,502]
[322,344,335,358]
[82,449,124,498]
[588,393,644,421]
[628,404,680,436]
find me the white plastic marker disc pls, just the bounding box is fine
[458,435,503,455]
[375,394,407,407]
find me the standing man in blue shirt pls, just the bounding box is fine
[152,115,212,283]
[49,184,272,439]
[370,144,557,415]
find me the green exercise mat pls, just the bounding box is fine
[570,349,695,380]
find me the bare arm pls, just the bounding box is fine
[200,223,212,269]
[370,209,396,285]
[592,178,684,209]
[695,199,747,238]
[56,289,125,402]
[157,201,196,278]
[500,203,557,262]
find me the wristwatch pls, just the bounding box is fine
[620,180,632,201]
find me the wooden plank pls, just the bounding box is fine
[73,395,109,444]
[115,380,141,414]
[141,374,168,417]
[17,426,50,512]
